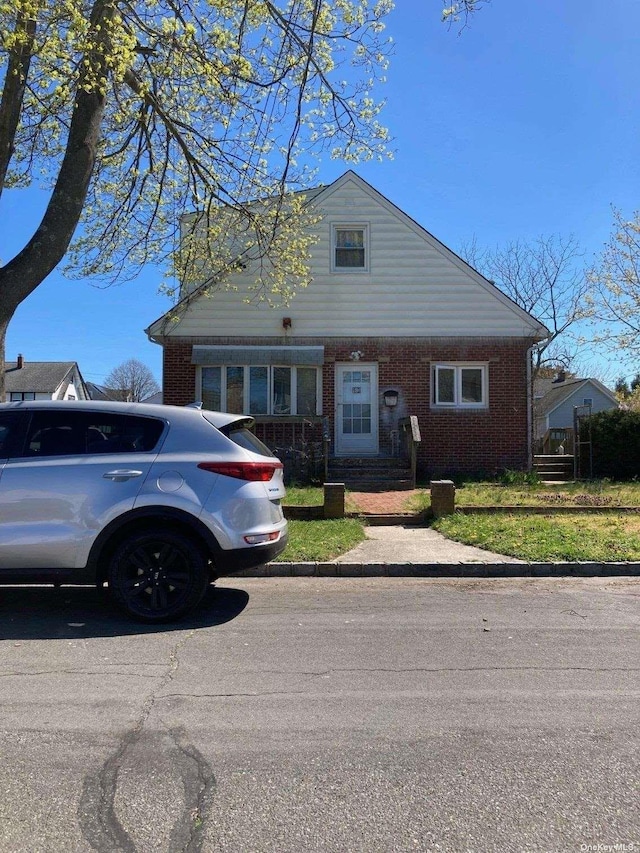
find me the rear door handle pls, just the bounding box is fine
[103,470,143,481]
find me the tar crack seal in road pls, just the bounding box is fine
[78,726,215,852]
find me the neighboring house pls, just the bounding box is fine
[533,373,618,452]
[87,384,163,404]
[146,171,548,478]
[4,355,89,402]
[85,381,114,401]
[141,391,163,405]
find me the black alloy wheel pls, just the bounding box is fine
[108,529,210,622]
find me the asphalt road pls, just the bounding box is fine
[0,576,639,852]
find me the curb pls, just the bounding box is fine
[225,562,640,578]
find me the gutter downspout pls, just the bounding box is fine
[527,346,533,468]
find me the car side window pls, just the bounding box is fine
[0,412,26,459]
[25,412,165,457]
[26,412,85,456]
[84,414,165,453]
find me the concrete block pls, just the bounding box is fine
[430,480,456,517]
[324,482,346,518]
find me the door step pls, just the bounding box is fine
[326,457,414,491]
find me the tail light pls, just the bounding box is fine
[197,461,283,482]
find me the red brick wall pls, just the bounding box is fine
[161,336,533,477]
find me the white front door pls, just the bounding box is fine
[335,363,379,456]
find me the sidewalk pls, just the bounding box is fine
[331,524,523,564]
[230,522,640,579]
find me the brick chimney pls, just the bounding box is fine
[16,354,24,369]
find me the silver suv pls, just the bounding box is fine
[0,400,287,621]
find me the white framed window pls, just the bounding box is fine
[432,363,488,408]
[583,398,593,407]
[199,365,321,416]
[332,224,368,272]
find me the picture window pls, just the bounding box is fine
[200,365,320,416]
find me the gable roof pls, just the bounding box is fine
[534,377,618,418]
[4,361,82,395]
[146,170,550,341]
[311,171,549,336]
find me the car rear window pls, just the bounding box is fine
[223,427,276,458]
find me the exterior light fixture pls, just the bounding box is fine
[282,317,292,329]
[383,389,399,408]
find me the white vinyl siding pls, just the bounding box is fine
[199,365,320,416]
[433,363,488,409]
[150,174,547,341]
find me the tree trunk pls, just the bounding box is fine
[0,0,115,400]
[0,312,9,402]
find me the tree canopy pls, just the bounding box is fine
[589,209,640,360]
[0,0,398,397]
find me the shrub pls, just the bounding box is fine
[581,409,640,479]
[499,469,541,486]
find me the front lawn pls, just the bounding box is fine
[433,512,640,562]
[411,480,640,510]
[274,518,366,561]
[282,486,324,506]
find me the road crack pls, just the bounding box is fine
[78,630,215,852]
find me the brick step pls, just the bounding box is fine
[327,470,413,486]
[328,457,409,470]
[329,463,409,478]
[327,456,414,490]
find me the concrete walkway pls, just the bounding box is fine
[331,524,524,564]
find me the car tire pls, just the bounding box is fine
[107,528,210,622]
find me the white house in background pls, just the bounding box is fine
[533,373,618,449]
[3,355,89,402]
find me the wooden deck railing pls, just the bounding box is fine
[253,416,325,482]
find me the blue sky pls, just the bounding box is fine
[3,0,639,387]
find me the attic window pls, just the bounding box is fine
[583,398,593,407]
[333,225,368,272]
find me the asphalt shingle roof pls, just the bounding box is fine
[4,361,76,394]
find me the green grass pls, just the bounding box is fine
[433,512,640,562]
[410,480,640,510]
[282,481,640,562]
[282,486,324,506]
[275,518,366,561]
[284,486,361,513]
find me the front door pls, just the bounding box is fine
[335,363,379,456]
